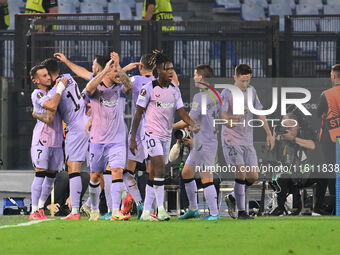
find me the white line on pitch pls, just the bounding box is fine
[0,219,52,230]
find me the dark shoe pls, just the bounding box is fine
[224,194,237,219]
[313,207,329,216]
[238,211,254,219]
[270,207,285,216]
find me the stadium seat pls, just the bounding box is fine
[269,3,292,31]
[299,0,323,10]
[135,2,144,20]
[216,0,241,10]
[110,0,136,9]
[241,2,266,21]
[7,0,25,30]
[80,1,105,13]
[107,2,133,20]
[270,0,296,9]
[58,0,79,14]
[323,4,340,15]
[296,4,319,15]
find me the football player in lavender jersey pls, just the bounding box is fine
[221,64,275,219]
[34,58,89,220]
[29,65,67,220]
[120,54,156,219]
[86,52,132,221]
[173,64,221,220]
[130,50,192,221]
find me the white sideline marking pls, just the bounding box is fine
[0,219,52,230]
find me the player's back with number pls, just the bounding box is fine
[49,73,87,128]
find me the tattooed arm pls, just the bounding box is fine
[32,108,55,124]
[111,52,132,95]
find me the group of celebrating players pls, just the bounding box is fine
[28,49,274,221]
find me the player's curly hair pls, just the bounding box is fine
[148,49,171,69]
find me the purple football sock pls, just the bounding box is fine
[153,178,165,208]
[203,182,219,216]
[184,179,198,210]
[103,173,113,211]
[39,174,56,208]
[69,173,82,213]
[234,180,246,211]
[144,181,155,211]
[89,181,100,210]
[31,172,46,211]
[111,179,123,211]
[123,170,142,204]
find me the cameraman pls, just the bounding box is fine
[270,112,316,216]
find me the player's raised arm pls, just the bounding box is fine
[85,59,113,96]
[42,77,68,112]
[54,53,92,81]
[111,52,132,95]
[122,62,140,73]
[32,108,55,124]
[129,105,145,155]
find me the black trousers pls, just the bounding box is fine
[44,171,90,211]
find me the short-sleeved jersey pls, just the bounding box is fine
[130,75,154,137]
[46,74,88,130]
[189,91,221,146]
[31,88,63,148]
[137,80,184,140]
[221,85,263,146]
[89,82,127,144]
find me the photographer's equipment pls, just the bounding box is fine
[174,129,192,140]
[3,197,28,215]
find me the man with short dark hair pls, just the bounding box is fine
[29,64,67,220]
[222,64,275,219]
[34,57,90,220]
[173,64,221,220]
[130,50,192,221]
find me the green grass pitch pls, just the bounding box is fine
[0,216,339,255]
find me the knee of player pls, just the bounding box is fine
[90,172,101,182]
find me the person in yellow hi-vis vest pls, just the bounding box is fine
[25,0,58,14]
[0,0,9,30]
[25,0,58,32]
[143,0,174,31]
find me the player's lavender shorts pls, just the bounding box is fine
[90,142,126,172]
[127,134,146,163]
[222,142,258,167]
[31,144,64,171]
[65,129,89,162]
[185,142,217,169]
[142,134,171,164]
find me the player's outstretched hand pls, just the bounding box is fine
[130,139,138,156]
[110,52,120,66]
[54,53,67,63]
[123,62,141,72]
